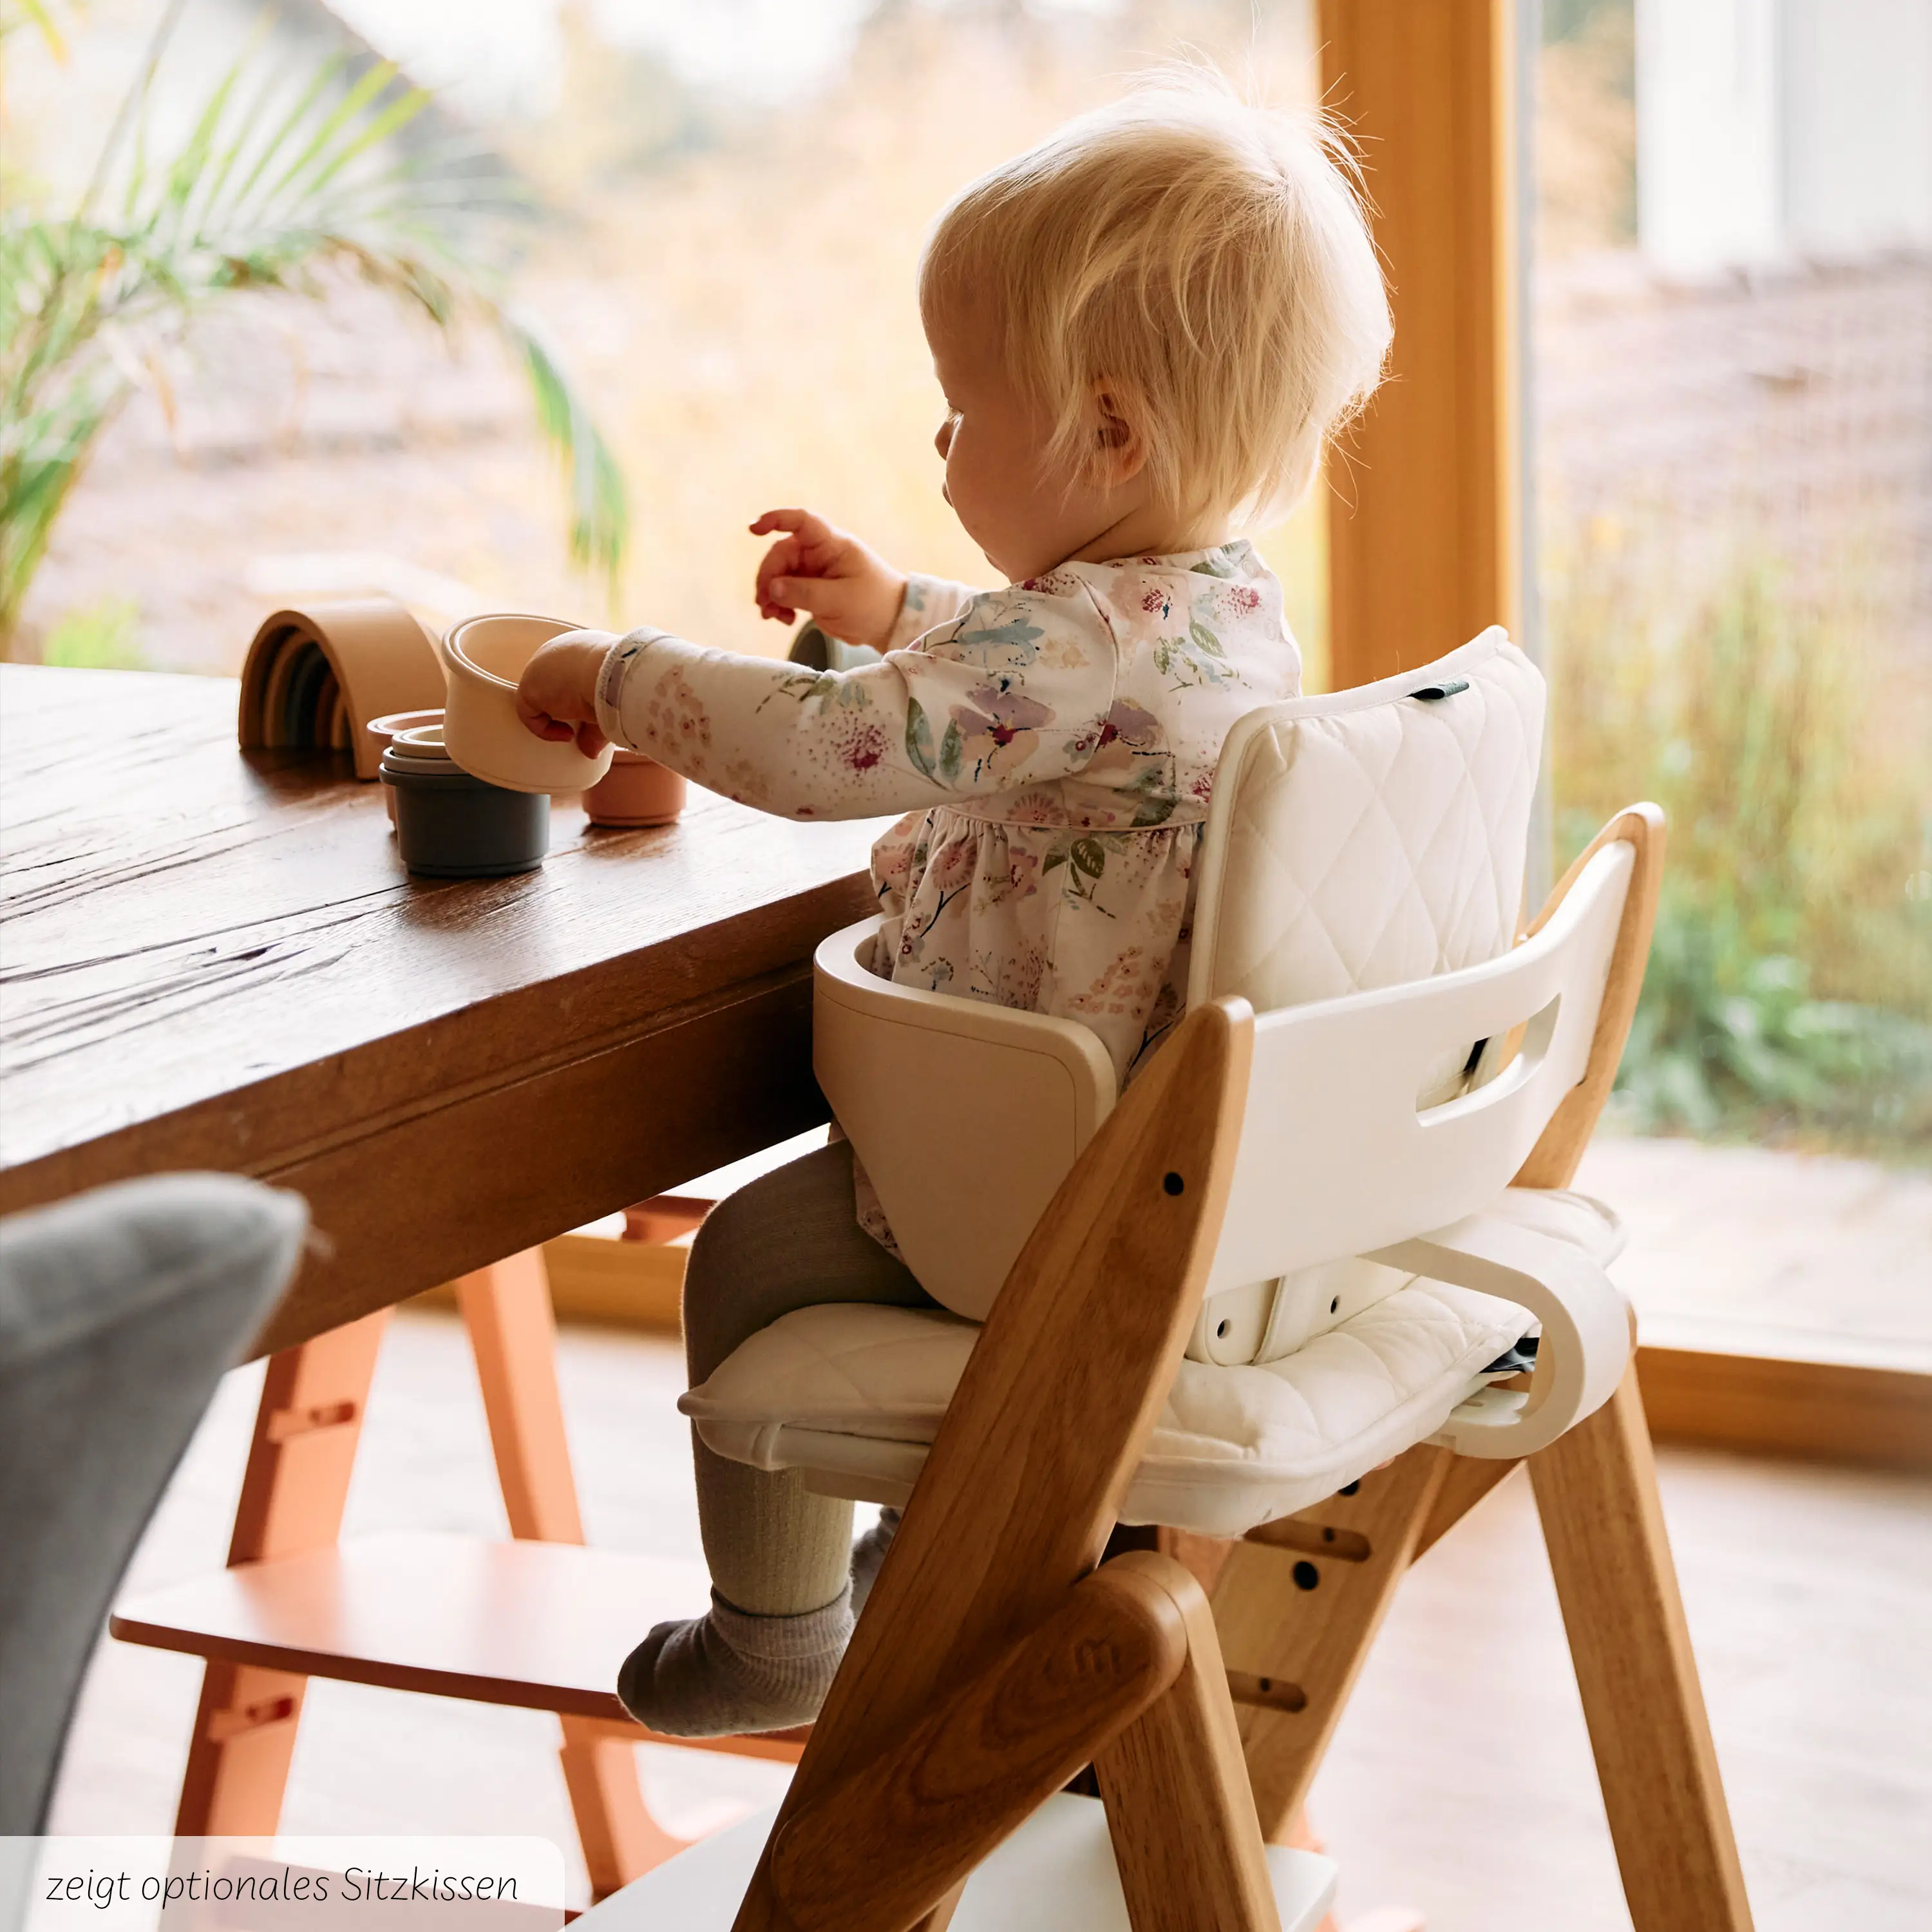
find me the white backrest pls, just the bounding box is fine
[1179,629,1549,1361]
[1205,840,1634,1297]
[1188,627,1546,1106]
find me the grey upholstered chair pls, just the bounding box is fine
[0,1174,307,1835]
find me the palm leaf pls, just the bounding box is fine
[501,307,630,590]
[2,17,630,646]
[1,0,67,58]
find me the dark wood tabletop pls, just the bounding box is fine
[0,665,883,1352]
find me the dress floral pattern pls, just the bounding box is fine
[595,541,1301,1240]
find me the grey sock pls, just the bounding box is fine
[616,1584,853,1738]
[850,1508,900,1618]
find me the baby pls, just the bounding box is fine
[515,67,1390,1737]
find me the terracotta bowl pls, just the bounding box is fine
[440,613,615,795]
[584,750,688,828]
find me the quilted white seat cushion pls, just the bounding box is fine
[687,1188,1622,1539]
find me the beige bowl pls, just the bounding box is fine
[365,709,445,826]
[440,613,616,795]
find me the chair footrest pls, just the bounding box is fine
[577,1792,1336,1931]
[109,1531,807,1758]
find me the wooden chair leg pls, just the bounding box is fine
[456,1252,679,1897]
[1530,1368,1754,1932]
[1094,1553,1282,1932]
[1208,1448,1450,1842]
[175,1309,390,1833]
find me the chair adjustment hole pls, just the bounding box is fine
[1292,1560,1320,1591]
[1329,1296,1340,1314]
[1215,1319,1229,1338]
[1162,1171,1185,1196]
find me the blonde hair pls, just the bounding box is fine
[920,66,1390,531]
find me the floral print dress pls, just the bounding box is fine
[594,540,1300,1240]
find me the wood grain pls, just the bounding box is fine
[1638,1345,1932,1472]
[727,998,1255,1931]
[113,1531,744,1725]
[173,1312,389,1833]
[1094,1552,1282,1932]
[1412,1455,1523,1561]
[457,1251,680,1896]
[1514,804,1665,1190]
[0,665,882,1352]
[768,1562,1189,1932]
[1212,1448,1449,1842]
[1531,1369,1755,1931]
[1318,0,1520,686]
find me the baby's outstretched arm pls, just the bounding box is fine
[515,571,1119,824]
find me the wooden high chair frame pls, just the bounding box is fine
[1162,806,1753,1932]
[712,961,1290,1931]
[137,802,1749,1930]
[611,802,1749,1932]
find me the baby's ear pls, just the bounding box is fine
[1088,378,1148,484]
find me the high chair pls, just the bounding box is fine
[587,630,1752,1929]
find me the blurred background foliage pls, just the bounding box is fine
[0,0,625,650]
[1549,523,1931,1157]
[1537,0,1931,1161]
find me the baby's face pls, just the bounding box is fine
[925,296,1140,582]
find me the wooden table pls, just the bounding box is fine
[0,664,882,1354]
[4,662,876,1880]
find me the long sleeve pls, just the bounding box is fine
[884,571,984,649]
[592,571,1121,822]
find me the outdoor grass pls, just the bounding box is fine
[1548,515,1932,1160]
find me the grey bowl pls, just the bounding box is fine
[381,744,550,877]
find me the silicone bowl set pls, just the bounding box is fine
[370,614,685,877]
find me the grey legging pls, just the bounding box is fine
[681,1140,935,1615]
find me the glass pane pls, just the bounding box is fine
[1534,0,1932,1366]
[8,1,1325,681]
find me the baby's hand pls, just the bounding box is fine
[752,509,907,654]
[515,629,620,754]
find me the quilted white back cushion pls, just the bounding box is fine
[1190,626,1546,1029]
[1184,627,1547,1365]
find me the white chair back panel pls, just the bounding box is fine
[1203,841,1633,1296]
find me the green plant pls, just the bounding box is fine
[1613,880,1932,1144]
[1549,520,1932,1157]
[41,591,144,667]
[0,0,627,652]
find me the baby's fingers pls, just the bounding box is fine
[754,539,803,623]
[750,507,832,544]
[515,694,578,743]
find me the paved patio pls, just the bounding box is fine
[1577,1135,1932,1370]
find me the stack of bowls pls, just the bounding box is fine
[366,709,448,824]
[380,723,551,878]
